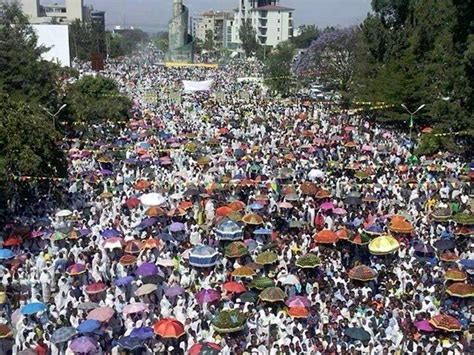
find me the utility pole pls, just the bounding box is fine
[40,104,68,128]
[401,103,425,150]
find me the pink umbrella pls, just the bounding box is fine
[333,208,347,215]
[123,302,148,315]
[361,144,373,152]
[195,289,221,305]
[286,296,310,308]
[87,307,115,322]
[414,320,434,332]
[320,202,334,210]
[103,237,124,250]
[277,202,293,209]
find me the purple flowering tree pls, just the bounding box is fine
[293,27,359,93]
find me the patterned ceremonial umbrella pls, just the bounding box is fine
[300,182,318,195]
[288,307,309,318]
[50,327,77,344]
[222,281,246,294]
[429,314,462,332]
[124,240,143,254]
[241,213,264,226]
[153,318,185,338]
[119,254,137,266]
[295,253,321,269]
[439,251,459,262]
[444,269,467,281]
[145,207,165,217]
[259,287,286,302]
[446,283,474,298]
[225,241,249,258]
[69,337,98,353]
[189,245,220,267]
[286,296,310,308]
[66,263,87,276]
[314,229,338,244]
[348,265,378,281]
[231,266,257,278]
[348,233,371,246]
[215,218,244,241]
[255,251,278,265]
[195,289,221,305]
[188,342,222,355]
[389,218,413,234]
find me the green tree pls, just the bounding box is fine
[239,19,260,57]
[69,19,106,60]
[152,31,169,52]
[0,2,60,107]
[292,25,320,49]
[264,42,296,96]
[204,29,215,51]
[65,76,131,127]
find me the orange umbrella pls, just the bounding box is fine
[445,269,467,281]
[228,200,246,212]
[134,179,152,191]
[335,228,349,240]
[231,266,256,278]
[167,208,186,217]
[223,281,246,294]
[288,307,309,318]
[153,318,185,338]
[120,254,137,266]
[315,189,331,199]
[124,241,143,254]
[242,213,263,225]
[178,201,193,210]
[429,314,462,332]
[216,206,233,217]
[314,230,338,244]
[145,207,165,217]
[446,283,474,298]
[389,219,413,234]
[348,265,378,281]
[439,251,459,262]
[144,238,160,250]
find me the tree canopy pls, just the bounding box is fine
[239,19,261,57]
[264,42,296,96]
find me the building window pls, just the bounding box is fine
[278,19,280,23]
[277,28,280,32]
[277,36,280,40]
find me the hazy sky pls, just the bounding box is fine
[75,0,372,30]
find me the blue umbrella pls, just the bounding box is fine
[250,203,263,210]
[158,232,176,242]
[215,218,243,241]
[189,245,220,267]
[169,222,185,233]
[135,218,158,230]
[130,326,154,340]
[116,336,145,350]
[460,259,474,269]
[115,276,134,286]
[77,319,101,334]
[51,326,77,344]
[253,228,273,235]
[21,302,46,315]
[0,249,15,260]
[101,228,121,238]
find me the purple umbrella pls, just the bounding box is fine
[115,276,134,286]
[165,285,185,297]
[99,169,113,176]
[414,320,434,332]
[70,336,98,353]
[137,263,158,277]
[130,326,154,340]
[195,289,220,305]
[139,218,158,228]
[413,242,435,254]
[333,208,347,215]
[101,228,121,238]
[169,222,185,233]
[80,228,91,237]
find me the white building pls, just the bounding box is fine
[193,11,233,48]
[20,0,89,24]
[230,0,294,49]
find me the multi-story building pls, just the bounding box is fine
[20,0,94,24]
[193,11,233,48]
[230,0,294,49]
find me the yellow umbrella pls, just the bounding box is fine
[242,213,263,225]
[368,235,399,255]
[231,266,256,278]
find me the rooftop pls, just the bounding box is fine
[252,5,294,11]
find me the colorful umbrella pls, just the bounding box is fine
[188,342,222,355]
[143,238,161,249]
[224,241,249,258]
[66,264,87,276]
[259,287,286,302]
[414,320,434,332]
[295,253,321,269]
[69,337,98,354]
[165,285,185,297]
[368,235,400,255]
[348,233,371,245]
[101,228,121,238]
[116,336,145,351]
[348,265,378,281]
[0,249,17,260]
[145,206,165,217]
[130,326,154,340]
[363,225,384,236]
[389,218,413,233]
[51,327,77,344]
[231,266,256,278]
[85,282,107,294]
[123,302,148,315]
[135,283,158,296]
[314,229,338,244]
[242,213,263,225]
[445,269,467,281]
[119,254,137,266]
[446,283,474,298]
[223,281,246,294]
[286,295,310,308]
[87,306,115,322]
[255,251,278,265]
[0,324,12,339]
[124,240,143,254]
[195,289,221,304]
[115,276,134,286]
[189,245,219,267]
[137,262,158,277]
[429,314,462,332]
[288,307,309,318]
[212,309,246,333]
[316,189,332,200]
[215,218,244,241]
[300,182,318,195]
[103,237,124,250]
[153,318,185,338]
[439,251,459,262]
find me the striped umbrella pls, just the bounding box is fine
[215,218,244,241]
[51,327,77,344]
[189,245,219,267]
[348,265,378,281]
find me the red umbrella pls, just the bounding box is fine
[429,314,462,332]
[153,318,185,338]
[223,281,246,294]
[288,307,309,318]
[126,197,140,209]
[119,254,137,266]
[314,229,338,244]
[216,206,233,217]
[85,282,108,294]
[3,236,22,247]
[188,342,222,355]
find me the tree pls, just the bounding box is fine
[264,42,296,96]
[65,76,131,128]
[293,27,360,106]
[152,31,169,52]
[292,25,320,49]
[69,19,106,60]
[204,29,215,51]
[0,2,60,107]
[239,19,260,57]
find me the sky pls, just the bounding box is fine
[76,0,372,32]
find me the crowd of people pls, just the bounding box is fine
[1,50,473,355]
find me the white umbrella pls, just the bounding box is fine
[55,209,73,218]
[278,274,300,286]
[140,193,166,207]
[308,169,324,180]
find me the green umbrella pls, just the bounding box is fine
[255,251,278,265]
[295,253,321,269]
[452,213,474,225]
[259,287,286,302]
[250,276,275,290]
[212,310,246,333]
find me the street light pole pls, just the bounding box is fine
[40,104,67,127]
[401,103,425,141]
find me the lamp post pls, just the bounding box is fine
[401,103,425,141]
[40,104,67,128]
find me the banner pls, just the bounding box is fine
[182,80,214,93]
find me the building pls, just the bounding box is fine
[193,11,233,48]
[230,0,294,49]
[167,0,194,62]
[20,0,91,24]
[90,10,106,31]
